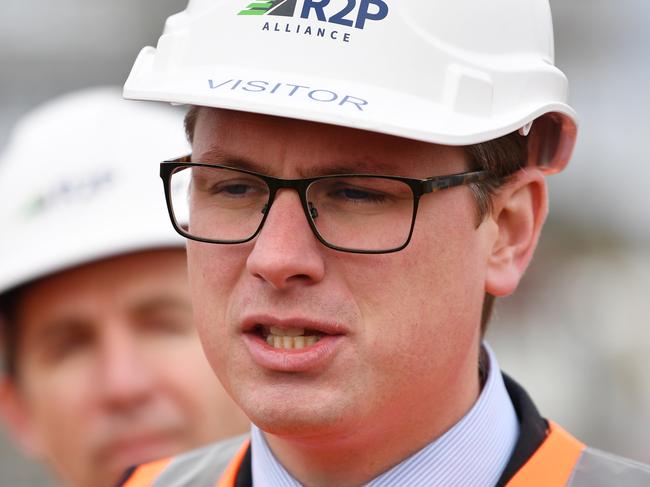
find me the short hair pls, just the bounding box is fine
[466,133,528,335]
[183,106,528,336]
[0,285,24,379]
[184,105,201,144]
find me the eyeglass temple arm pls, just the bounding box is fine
[422,170,490,194]
[162,157,490,196]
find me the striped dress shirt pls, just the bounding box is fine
[251,343,518,487]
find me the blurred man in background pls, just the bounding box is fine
[0,87,249,487]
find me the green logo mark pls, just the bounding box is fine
[238,0,297,17]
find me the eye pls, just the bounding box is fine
[55,334,92,356]
[37,325,95,364]
[336,187,387,203]
[221,183,252,196]
[135,305,194,337]
[205,178,269,204]
[311,177,408,208]
[324,183,391,206]
[139,316,192,335]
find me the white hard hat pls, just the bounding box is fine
[123,0,577,172]
[0,87,189,294]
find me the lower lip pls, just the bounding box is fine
[242,333,343,372]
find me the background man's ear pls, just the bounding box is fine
[0,376,44,458]
[485,169,548,297]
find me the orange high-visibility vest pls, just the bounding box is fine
[122,422,611,487]
[125,422,580,487]
[121,377,650,487]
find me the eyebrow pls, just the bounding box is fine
[128,295,192,318]
[193,148,273,174]
[193,147,403,178]
[29,317,94,347]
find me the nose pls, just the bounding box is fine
[97,325,154,410]
[246,189,326,290]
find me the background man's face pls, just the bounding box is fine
[1,249,248,487]
[188,109,495,443]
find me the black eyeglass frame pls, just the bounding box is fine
[160,155,491,254]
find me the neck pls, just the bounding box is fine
[264,359,481,487]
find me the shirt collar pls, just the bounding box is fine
[251,343,519,487]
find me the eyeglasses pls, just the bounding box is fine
[160,156,490,254]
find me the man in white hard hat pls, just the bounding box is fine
[0,87,249,487]
[121,1,650,486]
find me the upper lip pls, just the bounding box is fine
[241,314,348,336]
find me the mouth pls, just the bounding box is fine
[243,316,346,347]
[241,316,346,371]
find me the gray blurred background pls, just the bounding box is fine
[1,0,648,484]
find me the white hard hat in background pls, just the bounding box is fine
[124,0,577,172]
[0,86,189,294]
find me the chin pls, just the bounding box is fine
[253,410,349,439]
[240,386,353,438]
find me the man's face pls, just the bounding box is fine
[1,249,248,487]
[189,109,496,442]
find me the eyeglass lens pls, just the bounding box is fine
[168,166,415,252]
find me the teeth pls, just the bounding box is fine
[265,334,321,349]
[264,325,322,349]
[269,326,304,337]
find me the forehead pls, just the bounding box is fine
[192,108,469,177]
[15,250,188,333]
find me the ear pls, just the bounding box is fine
[485,169,548,297]
[0,376,44,458]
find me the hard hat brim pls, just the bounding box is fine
[124,48,577,172]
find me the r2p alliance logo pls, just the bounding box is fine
[239,0,389,30]
[226,0,379,108]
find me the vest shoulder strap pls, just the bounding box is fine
[507,420,650,487]
[120,434,249,487]
[216,440,250,487]
[506,420,585,487]
[121,457,172,487]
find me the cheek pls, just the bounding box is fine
[187,242,244,328]
[154,335,224,414]
[186,242,249,381]
[165,346,245,434]
[160,335,249,440]
[351,238,484,328]
[20,365,90,459]
[412,192,489,304]
[22,362,90,418]
[346,195,486,366]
